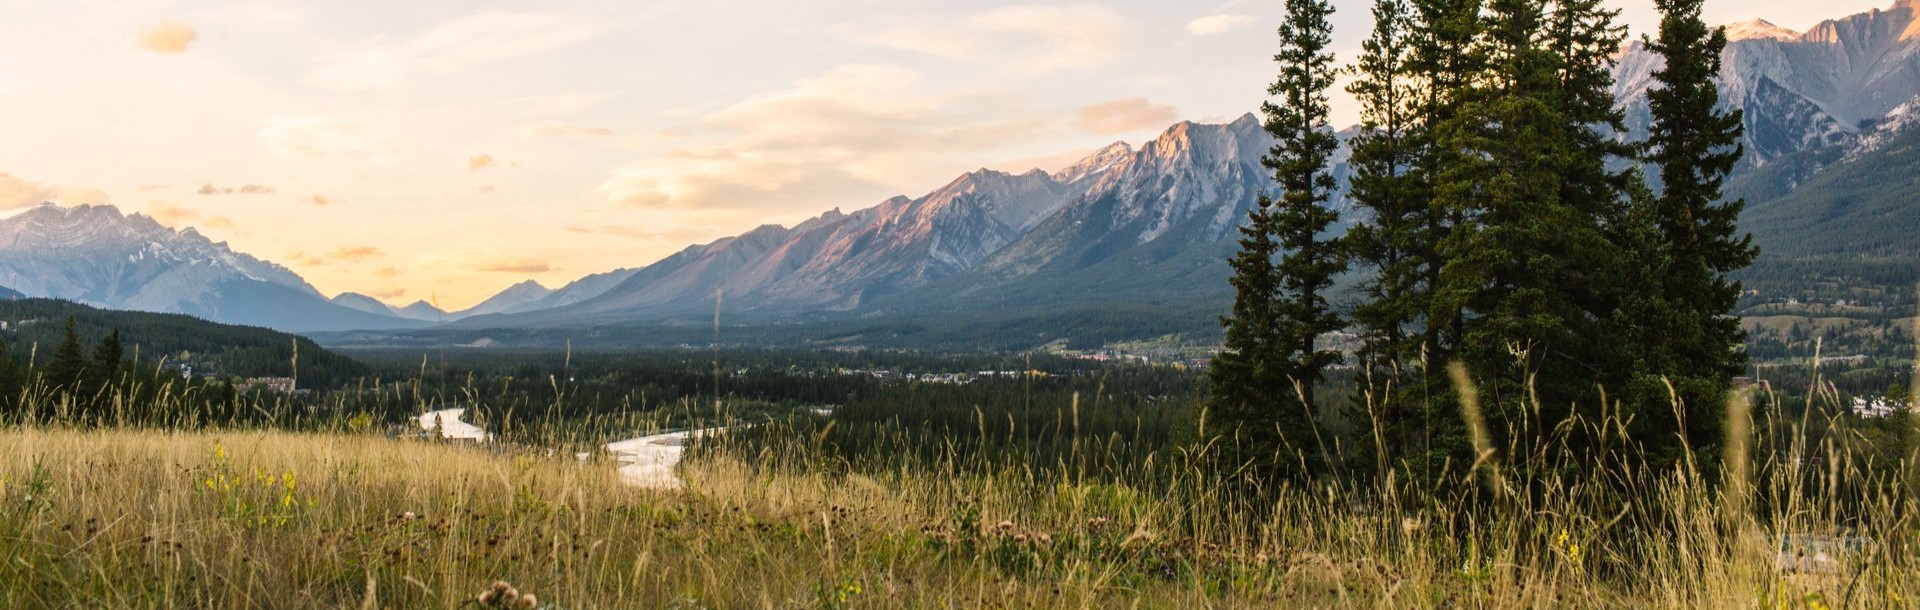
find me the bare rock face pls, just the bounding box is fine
[1617,1,1920,168]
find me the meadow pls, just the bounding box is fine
[0,369,1913,609]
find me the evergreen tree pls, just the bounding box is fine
[0,337,17,414]
[1210,0,1346,481]
[1345,0,1427,468]
[1264,0,1348,477]
[1210,200,1288,465]
[1434,0,1630,460]
[91,329,123,389]
[1626,0,1757,465]
[45,317,89,392]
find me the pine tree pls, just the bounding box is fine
[91,329,123,389]
[1210,201,1287,462]
[0,337,17,415]
[1628,0,1757,465]
[44,317,89,392]
[1434,0,1631,460]
[1210,0,1346,482]
[1265,0,1347,474]
[1345,0,1427,469]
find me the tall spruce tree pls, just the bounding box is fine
[0,337,17,415]
[1345,0,1427,469]
[1381,0,1486,478]
[1263,0,1346,414]
[1629,0,1756,464]
[45,317,89,392]
[1211,200,1287,463]
[1210,0,1345,481]
[91,329,123,389]
[1432,0,1630,461]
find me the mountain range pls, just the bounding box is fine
[11,1,1920,347]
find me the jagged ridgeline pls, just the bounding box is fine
[0,299,369,388]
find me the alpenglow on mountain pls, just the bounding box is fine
[449,1,1920,339]
[11,1,1920,344]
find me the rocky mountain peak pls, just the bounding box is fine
[1723,19,1801,42]
[1053,141,1136,185]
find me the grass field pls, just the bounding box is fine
[1,390,1912,609]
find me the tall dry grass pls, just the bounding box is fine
[0,363,1914,608]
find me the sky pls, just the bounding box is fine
[0,0,1893,309]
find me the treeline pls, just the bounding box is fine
[0,317,259,425]
[1213,0,1756,483]
[0,299,369,387]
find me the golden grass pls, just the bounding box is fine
[0,412,1911,609]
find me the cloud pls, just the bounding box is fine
[476,259,553,274]
[468,154,496,171]
[0,174,58,209]
[146,201,199,226]
[197,183,278,195]
[365,287,407,299]
[54,187,111,205]
[286,252,328,266]
[476,186,496,194]
[566,224,713,242]
[329,246,384,262]
[1185,14,1257,36]
[139,20,199,54]
[374,267,401,278]
[144,201,232,231]
[1076,98,1179,135]
[0,173,111,208]
[137,184,171,193]
[523,121,617,138]
[305,12,609,92]
[260,116,392,161]
[850,5,1128,75]
[595,64,1053,212]
[302,195,332,206]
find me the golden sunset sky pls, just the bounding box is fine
[0,0,1884,309]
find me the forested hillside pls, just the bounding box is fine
[0,299,369,388]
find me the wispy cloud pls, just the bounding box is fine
[329,246,384,262]
[476,259,553,274]
[197,183,278,195]
[138,20,199,54]
[302,195,332,206]
[1076,97,1178,135]
[524,121,617,138]
[0,174,56,209]
[145,201,232,231]
[1185,14,1257,36]
[849,5,1129,75]
[596,64,1055,212]
[469,154,496,171]
[305,12,610,91]
[566,224,713,242]
[259,116,394,161]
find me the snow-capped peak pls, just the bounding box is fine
[1723,19,1801,42]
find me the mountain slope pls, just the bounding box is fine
[0,286,20,301]
[481,166,1087,326]
[331,293,398,317]
[456,280,552,317]
[0,204,421,333]
[1612,1,1920,171]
